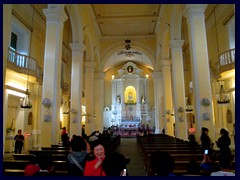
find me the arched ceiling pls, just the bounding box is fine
[91,4,161,72]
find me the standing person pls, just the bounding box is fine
[84,140,106,176]
[61,127,69,147]
[216,128,231,159]
[82,124,88,139]
[200,127,213,154]
[14,129,24,154]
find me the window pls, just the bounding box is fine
[228,17,235,49]
[10,32,17,51]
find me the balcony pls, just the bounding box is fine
[217,48,235,74]
[7,48,43,83]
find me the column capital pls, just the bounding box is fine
[43,6,67,24]
[183,4,208,19]
[170,40,184,49]
[70,43,86,53]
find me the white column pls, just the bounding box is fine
[170,39,188,140]
[3,4,12,154]
[94,72,105,132]
[42,5,67,146]
[183,4,215,141]
[69,43,85,137]
[85,61,95,134]
[32,84,42,149]
[161,60,174,136]
[152,72,163,134]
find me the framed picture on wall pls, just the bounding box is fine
[28,112,33,125]
[202,113,210,120]
[227,109,232,123]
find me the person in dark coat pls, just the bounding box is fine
[14,129,24,154]
[216,128,231,159]
[200,127,213,154]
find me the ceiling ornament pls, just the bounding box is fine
[117,40,142,57]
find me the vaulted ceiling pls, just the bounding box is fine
[92,4,161,38]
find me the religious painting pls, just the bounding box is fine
[202,113,210,120]
[127,66,133,73]
[125,86,136,104]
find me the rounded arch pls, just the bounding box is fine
[101,41,156,72]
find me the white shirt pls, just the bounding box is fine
[210,171,235,176]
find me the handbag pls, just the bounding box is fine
[70,155,84,171]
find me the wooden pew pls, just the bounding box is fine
[41,147,70,151]
[29,149,69,156]
[13,154,35,160]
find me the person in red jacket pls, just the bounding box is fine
[84,140,106,176]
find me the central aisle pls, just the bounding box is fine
[114,137,146,176]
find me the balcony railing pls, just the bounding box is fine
[217,48,235,73]
[7,48,43,82]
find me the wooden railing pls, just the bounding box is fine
[7,48,43,82]
[217,48,235,73]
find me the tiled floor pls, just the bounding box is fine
[115,137,146,176]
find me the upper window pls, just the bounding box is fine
[10,32,17,51]
[228,16,235,49]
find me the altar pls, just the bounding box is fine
[103,62,155,129]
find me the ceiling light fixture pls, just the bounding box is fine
[117,40,142,57]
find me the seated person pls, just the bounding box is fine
[200,152,220,176]
[150,150,175,176]
[187,134,199,147]
[102,152,130,176]
[67,135,89,176]
[210,155,235,176]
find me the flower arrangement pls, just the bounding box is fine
[201,98,210,107]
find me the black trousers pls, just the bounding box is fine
[15,141,23,154]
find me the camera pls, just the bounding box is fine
[204,149,208,155]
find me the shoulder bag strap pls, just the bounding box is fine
[70,155,84,171]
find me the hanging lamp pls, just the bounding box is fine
[21,7,34,109]
[216,82,230,104]
[213,6,230,105]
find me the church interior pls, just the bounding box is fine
[3,4,235,156]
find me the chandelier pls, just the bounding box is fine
[21,8,34,109]
[20,69,32,108]
[117,40,142,57]
[216,82,230,104]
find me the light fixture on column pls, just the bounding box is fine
[216,81,230,104]
[185,97,193,112]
